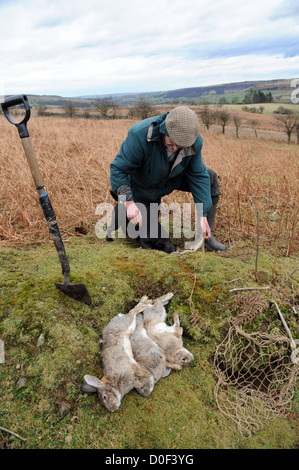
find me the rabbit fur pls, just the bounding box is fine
[81,296,154,412]
[130,320,170,388]
[129,293,176,390]
[81,293,193,411]
[142,301,194,371]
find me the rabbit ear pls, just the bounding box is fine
[162,367,171,378]
[154,292,173,305]
[84,374,103,389]
[174,327,183,338]
[173,315,183,338]
[80,383,98,393]
[135,366,151,378]
[136,313,144,326]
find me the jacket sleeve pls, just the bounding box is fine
[184,140,212,217]
[110,130,144,200]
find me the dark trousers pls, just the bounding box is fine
[107,168,221,251]
[173,168,221,198]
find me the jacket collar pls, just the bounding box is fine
[170,146,195,171]
[146,113,168,143]
[147,118,196,171]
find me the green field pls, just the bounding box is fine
[223,102,298,114]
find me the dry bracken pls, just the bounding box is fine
[0,112,298,255]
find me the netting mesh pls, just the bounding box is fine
[213,294,298,438]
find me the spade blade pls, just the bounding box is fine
[55,282,92,305]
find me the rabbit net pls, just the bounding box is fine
[213,294,298,438]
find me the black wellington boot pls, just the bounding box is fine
[138,221,176,253]
[205,196,227,252]
[153,223,177,253]
[136,202,176,253]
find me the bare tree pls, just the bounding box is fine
[233,115,241,138]
[215,110,230,134]
[218,96,228,106]
[276,113,297,144]
[198,105,213,130]
[249,119,258,138]
[83,108,91,119]
[111,101,118,119]
[64,101,77,118]
[94,97,115,118]
[37,105,48,116]
[132,97,154,120]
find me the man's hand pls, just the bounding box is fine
[201,216,211,239]
[125,201,142,226]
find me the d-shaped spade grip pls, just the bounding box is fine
[2,95,43,189]
[1,94,31,138]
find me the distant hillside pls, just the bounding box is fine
[23,78,295,108]
[25,94,92,109]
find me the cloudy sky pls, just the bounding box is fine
[0,0,299,98]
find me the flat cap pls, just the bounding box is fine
[165,106,199,147]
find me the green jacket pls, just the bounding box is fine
[110,112,212,216]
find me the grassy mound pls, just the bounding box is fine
[0,235,298,449]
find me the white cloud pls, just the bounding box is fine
[0,0,298,96]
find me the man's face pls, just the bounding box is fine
[163,135,180,152]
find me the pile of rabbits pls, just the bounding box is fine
[80,293,194,412]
